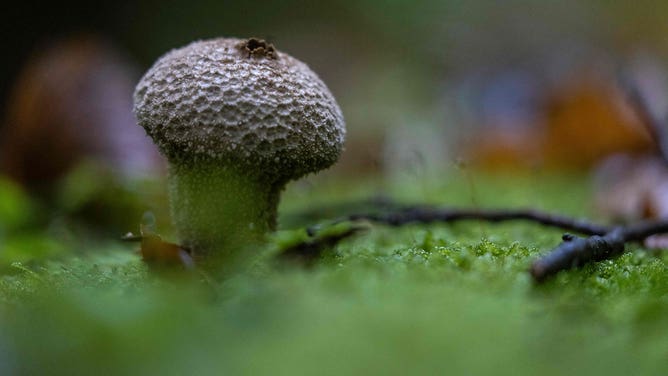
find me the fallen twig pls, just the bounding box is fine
[311,203,668,283]
[530,228,626,283]
[332,207,611,236]
[277,224,366,265]
[530,220,668,282]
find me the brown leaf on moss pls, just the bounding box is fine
[122,213,194,269]
[138,231,194,269]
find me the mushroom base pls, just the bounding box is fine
[168,161,282,269]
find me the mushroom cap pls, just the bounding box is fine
[133,37,345,182]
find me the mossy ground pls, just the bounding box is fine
[1,172,667,375]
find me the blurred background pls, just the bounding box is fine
[3,0,668,263]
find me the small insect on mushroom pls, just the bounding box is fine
[122,212,194,269]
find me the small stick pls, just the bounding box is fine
[338,207,611,236]
[530,219,668,282]
[316,203,668,283]
[530,228,626,283]
[621,219,668,241]
[278,225,366,265]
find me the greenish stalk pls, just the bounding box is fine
[168,161,281,269]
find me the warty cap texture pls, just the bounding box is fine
[133,37,345,181]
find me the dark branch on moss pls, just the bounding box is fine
[530,228,626,283]
[278,225,365,266]
[304,201,668,283]
[531,220,668,282]
[331,207,611,236]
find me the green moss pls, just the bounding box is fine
[0,173,666,375]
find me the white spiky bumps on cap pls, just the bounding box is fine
[133,37,345,269]
[134,37,345,183]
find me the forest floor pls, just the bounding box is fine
[1,173,666,375]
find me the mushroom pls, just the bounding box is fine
[133,37,345,266]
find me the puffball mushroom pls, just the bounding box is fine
[133,37,345,264]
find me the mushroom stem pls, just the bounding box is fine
[168,160,281,265]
